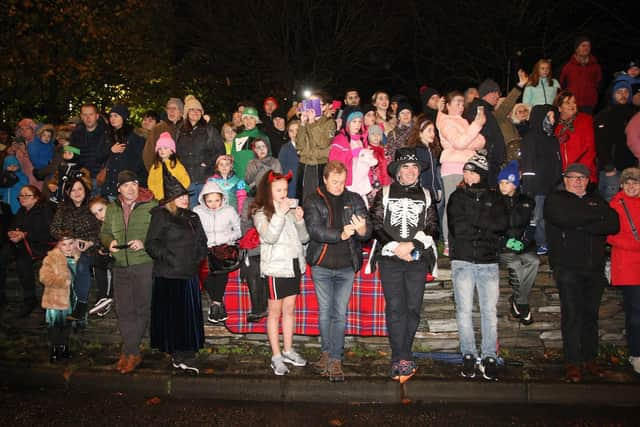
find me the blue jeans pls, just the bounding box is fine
[311,265,355,360]
[188,182,204,209]
[75,252,93,303]
[452,260,499,359]
[534,195,546,246]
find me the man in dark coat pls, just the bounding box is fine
[544,162,620,383]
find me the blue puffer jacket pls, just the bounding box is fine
[0,156,29,214]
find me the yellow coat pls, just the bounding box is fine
[147,159,191,200]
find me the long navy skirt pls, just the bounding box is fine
[150,276,205,354]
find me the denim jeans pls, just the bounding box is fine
[311,265,355,360]
[621,286,640,357]
[379,258,429,362]
[534,195,546,246]
[74,252,93,303]
[451,260,499,359]
[188,182,204,209]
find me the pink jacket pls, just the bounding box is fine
[436,113,485,176]
[328,131,367,186]
[626,111,640,163]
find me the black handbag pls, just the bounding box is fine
[207,244,243,273]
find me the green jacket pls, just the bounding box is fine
[100,187,158,267]
[297,116,336,165]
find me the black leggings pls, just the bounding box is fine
[203,272,229,303]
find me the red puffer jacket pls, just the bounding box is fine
[559,55,602,109]
[607,191,640,286]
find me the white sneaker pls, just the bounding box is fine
[89,298,113,316]
[271,355,290,376]
[630,356,640,375]
[282,350,307,367]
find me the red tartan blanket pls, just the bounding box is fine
[222,263,388,336]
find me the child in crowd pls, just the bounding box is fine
[39,233,80,362]
[0,155,28,214]
[251,171,309,376]
[193,181,242,324]
[88,197,114,317]
[28,125,55,170]
[278,120,300,199]
[365,124,390,207]
[221,122,236,155]
[207,155,247,214]
[448,150,508,381]
[148,132,191,201]
[244,138,282,196]
[46,145,90,205]
[497,161,539,325]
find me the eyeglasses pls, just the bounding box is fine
[18,194,34,198]
[564,175,588,181]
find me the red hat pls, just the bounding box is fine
[263,97,279,110]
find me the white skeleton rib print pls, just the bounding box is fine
[387,198,425,238]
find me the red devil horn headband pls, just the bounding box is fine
[268,170,293,183]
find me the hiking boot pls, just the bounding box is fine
[565,364,582,383]
[116,353,128,371]
[271,355,289,376]
[519,305,533,325]
[460,354,477,379]
[629,356,640,375]
[120,353,142,374]
[66,301,87,321]
[17,298,37,318]
[247,311,268,322]
[89,298,113,317]
[479,357,498,381]
[328,359,345,382]
[313,351,330,375]
[583,360,604,378]
[398,360,417,384]
[390,361,400,381]
[282,349,307,367]
[509,296,521,318]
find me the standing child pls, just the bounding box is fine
[0,156,28,214]
[207,155,247,214]
[46,145,90,205]
[221,122,236,155]
[193,181,242,323]
[364,124,391,207]
[278,120,300,199]
[147,132,191,201]
[39,234,80,362]
[244,138,282,196]
[497,161,539,325]
[88,197,114,317]
[251,171,309,375]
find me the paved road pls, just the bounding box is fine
[1,388,636,426]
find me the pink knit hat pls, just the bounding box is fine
[155,132,176,153]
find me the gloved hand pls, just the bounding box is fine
[506,238,524,252]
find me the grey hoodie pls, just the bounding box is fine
[193,181,242,247]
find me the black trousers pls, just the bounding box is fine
[553,266,606,364]
[240,255,267,315]
[379,258,428,362]
[0,243,37,302]
[203,272,229,303]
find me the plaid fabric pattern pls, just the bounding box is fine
[223,257,388,336]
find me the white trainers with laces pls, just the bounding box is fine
[271,355,290,376]
[282,350,307,367]
[629,356,640,375]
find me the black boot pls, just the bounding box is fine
[17,298,37,318]
[66,301,87,321]
[50,346,59,363]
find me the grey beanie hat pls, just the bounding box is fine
[478,79,500,98]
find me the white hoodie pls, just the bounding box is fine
[193,181,242,247]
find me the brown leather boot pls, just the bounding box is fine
[116,354,128,372]
[583,360,605,378]
[120,353,143,374]
[313,351,330,375]
[565,364,582,383]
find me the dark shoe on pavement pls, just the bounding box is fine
[565,364,582,383]
[479,357,499,381]
[207,303,220,323]
[217,302,228,322]
[58,345,71,359]
[390,361,400,381]
[519,305,533,325]
[49,346,59,363]
[536,245,548,256]
[247,311,268,323]
[509,296,521,318]
[328,359,345,382]
[583,360,604,378]
[173,358,199,375]
[66,301,87,321]
[461,354,477,379]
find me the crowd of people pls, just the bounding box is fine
[1,36,639,384]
